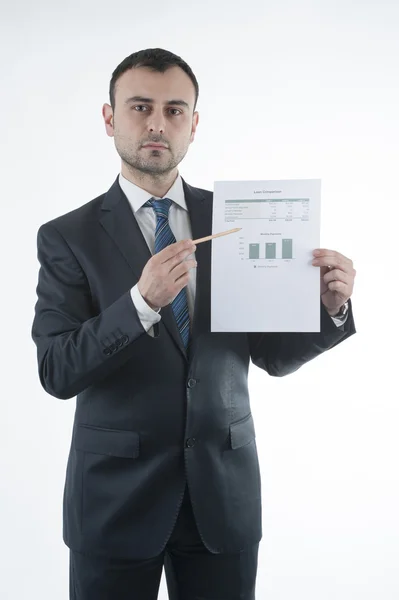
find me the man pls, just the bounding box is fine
[31,48,356,600]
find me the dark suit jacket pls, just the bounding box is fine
[31,175,356,560]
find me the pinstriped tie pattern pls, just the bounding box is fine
[144,197,190,348]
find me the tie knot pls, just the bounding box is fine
[144,197,172,218]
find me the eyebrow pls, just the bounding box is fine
[124,96,190,110]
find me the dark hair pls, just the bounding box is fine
[109,48,199,113]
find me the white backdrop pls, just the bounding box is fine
[1,0,398,598]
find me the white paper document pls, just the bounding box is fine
[210,179,321,332]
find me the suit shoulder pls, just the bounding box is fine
[184,181,213,202]
[37,192,106,236]
[197,187,213,200]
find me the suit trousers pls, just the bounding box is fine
[69,485,259,600]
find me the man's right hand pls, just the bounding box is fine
[137,240,197,310]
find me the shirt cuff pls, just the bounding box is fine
[131,284,161,334]
[331,312,349,327]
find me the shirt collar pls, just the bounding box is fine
[118,172,187,214]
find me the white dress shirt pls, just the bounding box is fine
[119,172,196,336]
[118,172,348,335]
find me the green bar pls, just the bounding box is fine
[282,239,293,259]
[249,244,260,259]
[266,243,276,259]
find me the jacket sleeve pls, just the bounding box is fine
[247,298,356,377]
[31,222,148,400]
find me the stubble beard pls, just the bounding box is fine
[114,133,190,178]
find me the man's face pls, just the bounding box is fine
[106,66,199,176]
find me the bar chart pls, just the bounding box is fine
[247,239,294,260]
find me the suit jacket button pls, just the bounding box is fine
[121,335,129,344]
[103,348,112,356]
[187,378,197,388]
[115,339,123,348]
[186,438,196,448]
[109,343,116,352]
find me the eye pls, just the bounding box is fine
[133,105,182,115]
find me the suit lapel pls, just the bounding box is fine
[99,176,212,361]
[182,179,212,342]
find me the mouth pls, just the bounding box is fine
[143,143,168,149]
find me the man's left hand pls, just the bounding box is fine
[312,249,356,317]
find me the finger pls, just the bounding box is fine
[158,240,196,264]
[174,271,191,287]
[326,279,350,295]
[313,255,354,273]
[313,249,353,267]
[171,259,197,280]
[323,268,351,286]
[165,247,197,273]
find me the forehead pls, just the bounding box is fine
[115,66,195,107]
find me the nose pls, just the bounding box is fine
[147,108,166,134]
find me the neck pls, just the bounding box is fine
[121,164,179,198]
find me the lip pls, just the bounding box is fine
[143,144,168,149]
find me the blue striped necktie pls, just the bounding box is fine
[143,197,191,348]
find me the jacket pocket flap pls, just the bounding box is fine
[230,413,256,449]
[74,424,140,458]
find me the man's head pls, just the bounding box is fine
[103,48,200,182]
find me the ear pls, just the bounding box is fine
[102,104,114,137]
[190,111,199,142]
